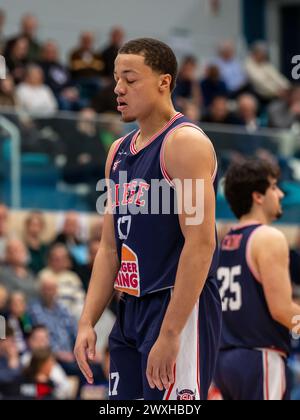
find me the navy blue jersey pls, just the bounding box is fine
[217,223,290,354]
[109,112,219,297]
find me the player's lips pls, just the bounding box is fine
[117,98,128,112]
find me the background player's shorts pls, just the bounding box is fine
[214,348,290,400]
[108,284,221,400]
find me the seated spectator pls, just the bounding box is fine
[0,203,9,263]
[0,75,16,108]
[76,238,100,291]
[213,40,249,97]
[268,86,300,129]
[91,79,117,114]
[21,325,74,399]
[24,211,49,275]
[5,36,29,85]
[202,96,240,124]
[39,244,85,319]
[173,55,202,111]
[0,326,22,398]
[62,109,106,185]
[90,217,104,241]
[39,40,83,111]
[54,211,84,248]
[69,31,103,101]
[28,274,105,388]
[201,63,228,108]
[245,41,290,103]
[100,26,124,80]
[0,9,6,53]
[181,100,201,123]
[21,348,56,399]
[16,64,58,116]
[236,93,261,130]
[0,285,8,316]
[5,14,41,62]
[8,291,33,355]
[0,238,38,302]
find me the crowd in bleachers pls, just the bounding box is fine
[0,203,117,399]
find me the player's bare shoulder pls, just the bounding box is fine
[252,225,289,255]
[164,125,216,177]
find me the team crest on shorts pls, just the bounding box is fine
[176,389,196,400]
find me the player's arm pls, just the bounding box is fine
[146,127,217,390]
[252,226,300,330]
[74,140,121,383]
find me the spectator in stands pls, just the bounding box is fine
[62,109,106,185]
[69,31,104,80]
[28,274,77,363]
[90,217,104,241]
[24,211,49,275]
[181,100,201,123]
[0,203,8,263]
[0,9,6,54]
[38,244,85,320]
[0,238,38,302]
[5,14,41,62]
[21,348,56,399]
[16,64,58,116]
[0,75,16,108]
[202,96,240,124]
[268,85,300,129]
[39,40,83,111]
[173,55,201,112]
[213,40,248,97]
[8,291,33,355]
[236,93,261,130]
[54,211,85,248]
[201,63,228,108]
[21,325,74,399]
[5,36,29,84]
[100,26,124,80]
[0,285,8,316]
[91,79,117,114]
[0,326,22,397]
[76,238,99,291]
[245,41,290,103]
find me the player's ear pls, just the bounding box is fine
[159,74,172,92]
[252,191,264,205]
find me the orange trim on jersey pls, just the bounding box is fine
[114,286,139,296]
[130,112,183,155]
[160,122,217,188]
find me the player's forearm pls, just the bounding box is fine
[272,301,300,331]
[79,245,120,328]
[160,239,215,337]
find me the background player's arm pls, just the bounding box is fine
[74,140,121,383]
[146,127,216,390]
[252,226,300,330]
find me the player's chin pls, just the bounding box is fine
[121,113,137,123]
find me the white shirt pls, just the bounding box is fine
[16,83,58,116]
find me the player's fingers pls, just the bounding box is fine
[75,345,94,384]
[160,366,171,390]
[167,362,175,385]
[146,363,155,389]
[87,333,96,361]
[152,366,164,391]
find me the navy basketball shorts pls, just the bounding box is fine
[108,286,221,400]
[214,348,290,400]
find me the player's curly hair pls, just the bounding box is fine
[225,159,281,218]
[118,38,178,92]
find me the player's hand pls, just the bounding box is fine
[74,323,97,384]
[146,333,180,391]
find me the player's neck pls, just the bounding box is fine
[138,103,177,142]
[239,212,268,226]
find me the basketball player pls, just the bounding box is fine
[214,159,300,400]
[74,38,221,400]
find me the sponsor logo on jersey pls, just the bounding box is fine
[176,389,196,400]
[114,244,140,296]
